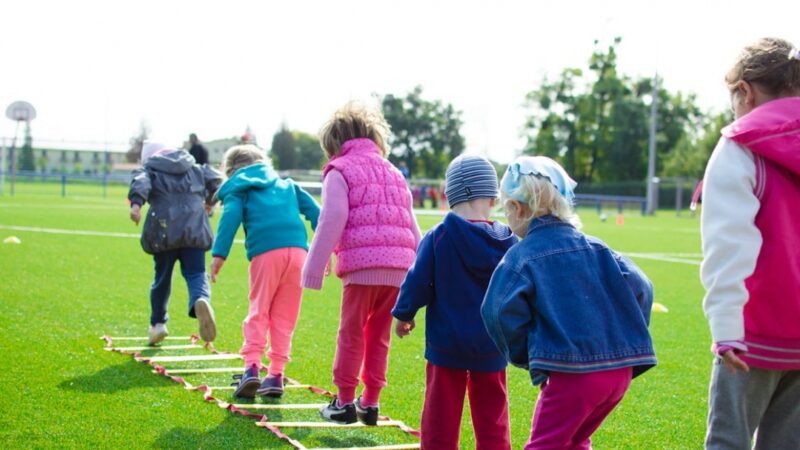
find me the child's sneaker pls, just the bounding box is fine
[193,298,216,342]
[148,323,168,346]
[355,397,379,426]
[231,365,261,398]
[319,397,357,424]
[256,374,284,398]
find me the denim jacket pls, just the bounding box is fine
[481,215,657,385]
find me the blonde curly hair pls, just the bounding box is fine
[319,101,390,158]
[501,174,582,229]
[221,144,267,177]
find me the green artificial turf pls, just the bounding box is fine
[0,182,710,449]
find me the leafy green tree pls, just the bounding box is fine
[380,86,465,178]
[663,110,733,179]
[294,131,324,170]
[270,124,297,170]
[522,38,702,183]
[18,122,35,171]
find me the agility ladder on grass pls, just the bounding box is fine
[102,335,420,450]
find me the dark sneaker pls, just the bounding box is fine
[355,397,379,426]
[257,374,284,398]
[231,365,261,398]
[319,397,357,424]
[194,298,216,342]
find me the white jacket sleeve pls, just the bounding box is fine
[700,138,763,343]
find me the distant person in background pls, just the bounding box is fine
[398,161,410,180]
[188,133,209,165]
[128,140,223,346]
[701,37,800,450]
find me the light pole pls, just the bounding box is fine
[645,76,658,215]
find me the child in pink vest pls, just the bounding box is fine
[702,37,800,449]
[303,102,421,425]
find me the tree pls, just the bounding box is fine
[522,38,703,183]
[126,122,149,163]
[663,111,733,179]
[380,86,465,179]
[18,122,35,171]
[270,124,297,170]
[294,131,324,170]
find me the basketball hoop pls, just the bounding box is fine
[5,101,37,122]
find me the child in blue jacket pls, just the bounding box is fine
[481,156,656,450]
[393,155,517,450]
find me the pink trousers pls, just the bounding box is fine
[241,247,306,375]
[332,284,399,406]
[421,362,511,450]
[526,366,632,450]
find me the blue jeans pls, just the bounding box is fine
[150,248,211,326]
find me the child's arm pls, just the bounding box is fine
[202,164,224,206]
[293,182,321,231]
[614,252,654,325]
[391,231,436,337]
[700,139,761,345]
[481,261,534,369]
[302,170,349,290]
[128,168,151,225]
[209,192,245,280]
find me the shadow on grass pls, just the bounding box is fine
[152,415,282,449]
[58,359,170,393]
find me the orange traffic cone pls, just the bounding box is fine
[616,213,624,226]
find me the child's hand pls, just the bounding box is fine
[324,255,333,277]
[721,349,750,374]
[130,204,141,225]
[395,319,415,338]
[210,256,225,282]
[204,203,214,217]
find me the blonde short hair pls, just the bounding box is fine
[501,174,581,229]
[319,101,390,158]
[222,144,266,177]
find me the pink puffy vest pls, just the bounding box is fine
[722,97,800,370]
[322,138,417,276]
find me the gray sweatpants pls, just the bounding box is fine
[705,359,800,450]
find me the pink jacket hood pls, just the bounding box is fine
[722,97,800,176]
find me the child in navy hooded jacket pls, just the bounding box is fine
[393,155,517,450]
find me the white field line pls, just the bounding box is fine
[0,224,244,244]
[624,252,701,266]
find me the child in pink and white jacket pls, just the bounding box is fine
[302,102,421,425]
[702,37,800,449]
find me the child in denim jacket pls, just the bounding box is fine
[481,156,656,450]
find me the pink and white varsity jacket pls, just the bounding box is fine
[701,96,800,370]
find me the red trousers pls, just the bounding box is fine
[421,362,511,450]
[333,284,398,405]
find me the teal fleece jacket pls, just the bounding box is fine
[211,163,320,261]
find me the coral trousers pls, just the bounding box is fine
[333,284,399,405]
[241,247,306,375]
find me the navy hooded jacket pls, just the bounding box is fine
[392,212,518,371]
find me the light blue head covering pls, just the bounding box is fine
[501,156,577,204]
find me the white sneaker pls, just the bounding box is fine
[194,298,216,342]
[148,323,169,346]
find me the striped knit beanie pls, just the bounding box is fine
[445,154,499,208]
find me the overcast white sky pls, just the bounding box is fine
[0,0,797,162]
